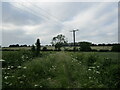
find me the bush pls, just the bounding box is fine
[111,45,120,52]
[79,42,92,51]
[42,47,47,51]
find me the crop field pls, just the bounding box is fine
[1,50,120,88]
[2,46,112,51]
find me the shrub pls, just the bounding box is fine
[79,42,92,51]
[111,45,120,52]
[42,47,47,51]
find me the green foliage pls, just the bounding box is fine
[2,50,33,67]
[79,42,92,51]
[31,39,41,56]
[51,34,67,50]
[42,47,47,51]
[31,45,35,52]
[111,44,120,52]
[2,51,119,88]
[86,54,98,66]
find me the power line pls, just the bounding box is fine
[70,29,79,51]
[25,2,72,30]
[12,2,75,33]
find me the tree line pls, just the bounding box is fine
[7,34,120,52]
[9,44,30,47]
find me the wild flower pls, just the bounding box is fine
[21,55,24,59]
[7,73,9,75]
[11,75,15,78]
[34,84,38,87]
[18,66,21,69]
[9,83,12,86]
[7,67,10,70]
[96,71,100,74]
[40,86,42,88]
[0,59,5,62]
[10,66,14,68]
[22,75,26,78]
[2,68,5,70]
[23,67,27,69]
[97,66,100,68]
[5,82,9,85]
[89,77,92,79]
[89,67,95,69]
[17,77,21,79]
[4,76,8,79]
[47,77,51,80]
[20,81,23,84]
[88,69,91,71]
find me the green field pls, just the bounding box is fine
[1,50,120,88]
[2,46,112,51]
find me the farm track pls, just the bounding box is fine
[55,52,74,86]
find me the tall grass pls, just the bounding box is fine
[2,51,119,88]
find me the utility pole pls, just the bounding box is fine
[70,29,79,51]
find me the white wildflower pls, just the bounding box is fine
[23,67,27,69]
[88,68,91,71]
[20,81,23,84]
[34,84,38,87]
[47,77,51,80]
[40,86,42,88]
[4,76,8,79]
[22,75,26,78]
[0,59,5,62]
[97,66,100,68]
[17,77,21,79]
[89,77,92,79]
[7,67,10,70]
[11,66,14,68]
[18,66,21,69]
[11,75,15,78]
[96,71,100,74]
[9,83,12,86]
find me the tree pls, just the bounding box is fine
[51,34,67,50]
[79,42,92,51]
[35,39,41,56]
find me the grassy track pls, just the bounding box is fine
[2,51,119,88]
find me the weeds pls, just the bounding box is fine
[2,51,119,88]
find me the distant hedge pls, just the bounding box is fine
[111,45,120,52]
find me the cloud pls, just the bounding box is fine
[2,2,118,46]
[2,2,44,26]
[61,2,118,43]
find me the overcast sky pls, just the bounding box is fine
[1,2,118,47]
